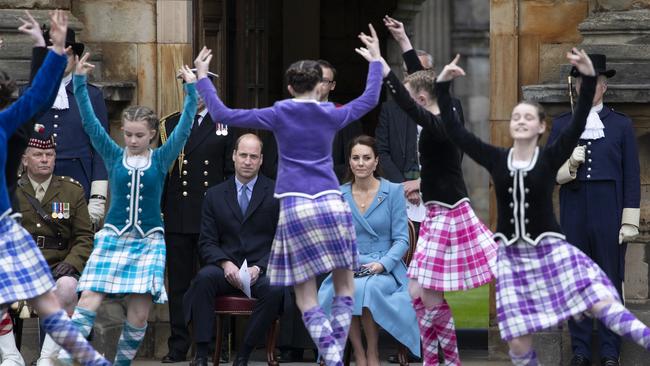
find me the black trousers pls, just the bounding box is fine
[183,264,284,356]
[165,232,200,357]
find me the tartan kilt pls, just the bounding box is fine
[496,236,620,340]
[267,193,358,286]
[78,228,167,304]
[0,215,54,305]
[407,200,497,291]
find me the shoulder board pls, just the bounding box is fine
[610,109,631,119]
[159,111,181,145]
[160,111,181,124]
[57,176,82,188]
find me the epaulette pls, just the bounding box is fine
[159,111,181,145]
[554,111,573,119]
[58,176,82,188]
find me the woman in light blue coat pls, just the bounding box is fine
[318,135,420,366]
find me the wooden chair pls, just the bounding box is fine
[212,295,279,366]
[342,220,418,366]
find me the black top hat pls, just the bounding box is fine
[28,124,55,149]
[570,53,616,78]
[44,28,84,57]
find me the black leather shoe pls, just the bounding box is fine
[277,348,304,363]
[190,357,208,366]
[601,357,620,366]
[387,353,422,363]
[570,354,590,366]
[161,353,186,363]
[232,356,248,366]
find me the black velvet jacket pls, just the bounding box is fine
[382,49,468,206]
[435,75,597,245]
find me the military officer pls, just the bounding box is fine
[13,128,94,366]
[30,28,109,225]
[160,73,235,363]
[548,54,641,366]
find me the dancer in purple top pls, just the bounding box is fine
[194,25,384,366]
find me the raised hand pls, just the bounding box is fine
[177,64,197,84]
[74,53,95,76]
[48,9,68,55]
[194,46,213,80]
[355,23,382,62]
[383,15,413,52]
[436,54,466,82]
[567,48,595,77]
[18,10,45,47]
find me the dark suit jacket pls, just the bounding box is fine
[375,99,419,183]
[198,174,280,273]
[161,111,234,234]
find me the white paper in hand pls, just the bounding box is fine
[406,201,426,222]
[239,259,252,298]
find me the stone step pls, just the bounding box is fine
[489,301,650,365]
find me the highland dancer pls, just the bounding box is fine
[436,49,650,366]
[193,24,384,366]
[52,56,198,366]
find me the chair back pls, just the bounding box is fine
[403,220,417,266]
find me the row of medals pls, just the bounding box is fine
[51,202,70,219]
[216,123,228,136]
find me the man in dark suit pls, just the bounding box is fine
[160,88,234,363]
[184,134,283,366]
[375,49,433,206]
[549,54,640,366]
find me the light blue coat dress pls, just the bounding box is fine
[318,178,420,356]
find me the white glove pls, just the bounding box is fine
[568,145,586,171]
[619,208,641,244]
[88,180,108,224]
[619,224,639,244]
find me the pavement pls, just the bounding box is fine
[132,349,512,365]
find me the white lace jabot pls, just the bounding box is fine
[580,103,605,140]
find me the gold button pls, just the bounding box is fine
[182,191,188,196]
[204,160,209,165]
[182,171,188,176]
[182,181,188,186]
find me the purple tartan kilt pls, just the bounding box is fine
[496,236,620,340]
[267,194,358,286]
[0,215,54,305]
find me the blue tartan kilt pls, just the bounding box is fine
[78,228,167,304]
[0,215,54,305]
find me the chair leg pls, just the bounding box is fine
[266,319,279,366]
[343,340,351,366]
[397,344,409,366]
[12,316,23,350]
[213,315,223,366]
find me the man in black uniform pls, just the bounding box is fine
[160,74,234,363]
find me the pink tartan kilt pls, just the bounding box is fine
[407,200,497,291]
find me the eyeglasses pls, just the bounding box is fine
[321,79,335,85]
